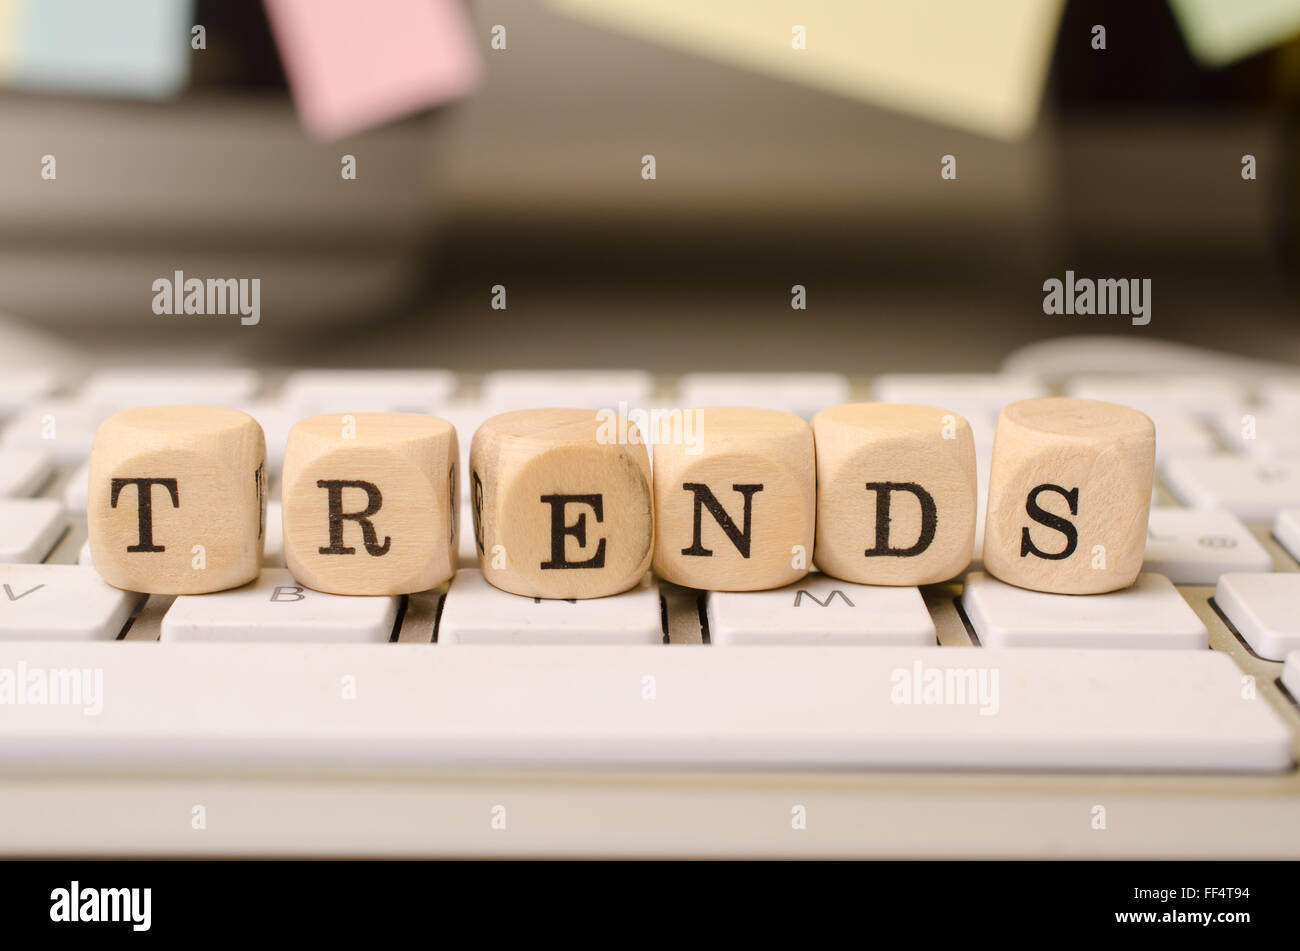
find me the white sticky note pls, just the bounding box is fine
[1169,0,1300,66]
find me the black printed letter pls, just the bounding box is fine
[110,477,179,552]
[471,470,485,554]
[317,480,391,556]
[540,494,606,569]
[1020,483,1079,560]
[863,482,936,558]
[681,483,763,557]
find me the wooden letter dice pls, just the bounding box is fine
[282,413,458,595]
[813,403,976,585]
[88,406,266,594]
[983,397,1154,594]
[653,407,814,591]
[470,409,653,599]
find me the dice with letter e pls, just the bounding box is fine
[88,405,266,594]
[983,397,1154,594]
[813,403,976,585]
[653,407,814,591]
[470,408,653,599]
[282,413,458,595]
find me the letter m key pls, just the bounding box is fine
[792,589,855,608]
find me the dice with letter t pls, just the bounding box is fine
[653,407,815,591]
[88,405,267,594]
[813,402,977,585]
[983,397,1155,594]
[282,413,458,595]
[470,408,653,599]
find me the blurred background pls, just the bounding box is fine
[0,0,1296,374]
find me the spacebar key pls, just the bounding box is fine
[0,644,1291,773]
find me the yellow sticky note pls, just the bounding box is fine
[549,0,1064,139]
[0,0,18,82]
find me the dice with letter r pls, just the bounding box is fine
[652,407,815,591]
[470,408,653,599]
[983,397,1155,594]
[813,402,977,585]
[87,405,267,594]
[282,413,458,595]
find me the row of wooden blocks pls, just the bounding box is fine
[86,398,1156,598]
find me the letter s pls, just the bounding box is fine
[1020,484,1079,560]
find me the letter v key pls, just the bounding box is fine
[3,583,45,601]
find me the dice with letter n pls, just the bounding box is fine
[812,402,977,585]
[983,397,1155,594]
[282,413,458,595]
[653,407,815,591]
[470,408,653,599]
[88,406,267,594]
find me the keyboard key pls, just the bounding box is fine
[0,367,58,418]
[160,569,398,643]
[1163,455,1300,520]
[1257,377,1300,413]
[1273,508,1300,563]
[438,569,662,645]
[971,441,992,567]
[0,448,53,497]
[78,369,259,412]
[676,372,848,418]
[962,408,998,452]
[1065,375,1244,420]
[0,564,136,640]
[962,572,1207,649]
[264,501,285,567]
[872,373,1044,415]
[457,504,476,567]
[1,401,102,463]
[61,459,89,513]
[282,370,456,415]
[77,539,93,567]
[1215,573,1300,661]
[1142,508,1271,584]
[1283,650,1300,703]
[706,573,935,646]
[436,400,491,497]
[0,642,1288,772]
[238,400,297,471]
[1213,408,1300,459]
[1145,406,1216,464]
[481,370,653,410]
[0,499,64,563]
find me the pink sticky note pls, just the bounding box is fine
[264,0,481,139]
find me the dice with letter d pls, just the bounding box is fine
[813,402,977,585]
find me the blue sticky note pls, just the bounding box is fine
[8,0,193,98]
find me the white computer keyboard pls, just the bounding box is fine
[2,358,1299,857]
